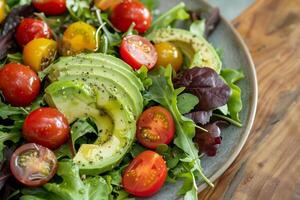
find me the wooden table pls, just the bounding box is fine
[199,0,300,199]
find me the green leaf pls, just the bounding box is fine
[221,69,245,122]
[130,143,147,158]
[54,144,73,160]
[135,66,152,89]
[189,20,206,38]
[0,131,21,161]
[148,2,189,33]
[66,0,97,25]
[146,67,213,194]
[70,118,97,151]
[7,53,23,63]
[22,160,112,200]
[140,0,160,11]
[177,93,199,114]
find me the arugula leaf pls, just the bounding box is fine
[7,52,23,63]
[148,2,189,33]
[135,66,152,89]
[21,160,112,200]
[190,20,206,38]
[145,66,213,198]
[177,93,199,114]
[66,0,97,25]
[221,69,245,122]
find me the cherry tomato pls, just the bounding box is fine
[61,21,97,56]
[136,106,175,149]
[120,35,157,70]
[32,0,67,16]
[122,150,167,197]
[155,42,183,72]
[94,0,122,10]
[15,18,52,47]
[23,38,57,72]
[23,107,70,149]
[0,63,41,107]
[110,0,152,33]
[0,0,6,23]
[10,143,57,187]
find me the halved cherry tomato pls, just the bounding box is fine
[120,35,157,70]
[94,0,122,11]
[32,0,67,16]
[155,42,183,72]
[110,0,152,33]
[10,143,57,187]
[16,18,52,47]
[61,21,97,56]
[122,150,167,197]
[136,106,175,149]
[0,0,6,23]
[23,38,57,72]
[0,63,41,107]
[23,108,70,149]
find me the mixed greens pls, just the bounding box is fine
[0,0,245,200]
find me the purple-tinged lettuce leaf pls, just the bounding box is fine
[194,121,228,157]
[173,67,231,111]
[0,5,34,60]
[185,110,212,125]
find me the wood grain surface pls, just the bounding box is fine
[199,0,300,199]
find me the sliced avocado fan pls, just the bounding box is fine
[44,53,144,175]
[147,28,222,73]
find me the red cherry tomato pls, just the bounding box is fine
[110,0,152,33]
[136,106,175,149]
[15,18,52,47]
[120,35,157,70]
[23,108,70,149]
[32,0,67,15]
[122,150,167,197]
[10,143,57,187]
[0,63,41,107]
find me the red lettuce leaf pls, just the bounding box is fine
[185,110,212,125]
[194,121,228,157]
[173,67,231,111]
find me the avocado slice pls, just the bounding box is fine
[44,53,143,175]
[46,53,144,118]
[147,28,222,73]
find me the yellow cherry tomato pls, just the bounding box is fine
[23,38,57,72]
[0,0,6,23]
[155,42,183,72]
[61,21,97,56]
[94,0,122,10]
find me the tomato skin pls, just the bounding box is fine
[15,18,52,47]
[110,1,152,33]
[0,63,41,107]
[94,0,122,10]
[120,35,157,70]
[122,150,167,197]
[61,21,97,56]
[155,42,183,72]
[136,106,175,149]
[23,38,57,72]
[10,143,57,187]
[32,0,67,16]
[23,108,70,149]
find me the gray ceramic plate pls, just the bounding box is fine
[144,0,258,199]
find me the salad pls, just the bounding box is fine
[0,0,245,199]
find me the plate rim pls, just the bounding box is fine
[196,0,258,193]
